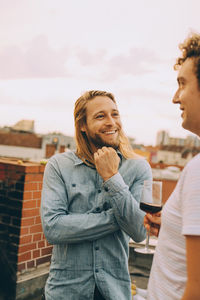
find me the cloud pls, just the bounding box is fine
[0,95,71,110]
[119,87,170,101]
[73,47,163,82]
[0,34,163,83]
[0,35,70,79]
[109,48,160,74]
[76,48,107,66]
[96,47,162,81]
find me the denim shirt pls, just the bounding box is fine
[41,150,152,300]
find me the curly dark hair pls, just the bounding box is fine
[174,33,200,88]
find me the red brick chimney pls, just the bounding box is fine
[0,158,52,299]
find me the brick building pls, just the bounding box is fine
[0,129,75,162]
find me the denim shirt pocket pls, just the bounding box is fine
[67,182,93,213]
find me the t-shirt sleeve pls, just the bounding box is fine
[181,155,200,236]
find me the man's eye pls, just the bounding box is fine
[112,112,119,117]
[96,115,104,119]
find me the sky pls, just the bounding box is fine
[0,0,200,145]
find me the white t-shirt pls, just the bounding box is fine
[147,154,200,300]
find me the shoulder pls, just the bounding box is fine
[182,153,200,178]
[122,157,152,178]
[50,150,76,162]
[177,154,200,194]
[126,157,151,170]
[186,153,200,169]
[47,150,79,169]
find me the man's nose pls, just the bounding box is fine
[172,90,180,103]
[105,115,115,125]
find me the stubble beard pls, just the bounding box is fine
[88,133,120,150]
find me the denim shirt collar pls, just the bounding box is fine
[73,149,123,167]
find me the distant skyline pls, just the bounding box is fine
[1,0,200,145]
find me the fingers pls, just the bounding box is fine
[102,146,116,153]
[94,147,117,160]
[149,226,160,237]
[155,211,161,217]
[143,215,149,226]
[94,147,119,181]
[145,213,161,226]
[94,148,103,157]
[96,146,116,154]
[144,221,160,237]
[94,148,104,161]
[144,214,161,237]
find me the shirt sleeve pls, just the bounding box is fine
[41,160,119,245]
[102,159,152,242]
[181,155,200,236]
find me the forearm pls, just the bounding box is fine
[102,157,153,242]
[182,283,199,300]
[103,173,147,242]
[182,236,200,300]
[41,208,119,244]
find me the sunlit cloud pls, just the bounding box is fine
[0,35,70,79]
[76,48,107,66]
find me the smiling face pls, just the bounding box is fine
[173,58,200,136]
[81,96,122,153]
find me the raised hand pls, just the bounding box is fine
[94,146,120,181]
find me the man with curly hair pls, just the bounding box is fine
[146,33,200,300]
[41,90,152,300]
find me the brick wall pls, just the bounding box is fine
[0,159,25,299]
[0,158,52,299]
[17,163,52,273]
[45,144,56,158]
[0,131,42,148]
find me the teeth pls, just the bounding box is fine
[104,131,115,134]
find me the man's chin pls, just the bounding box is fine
[89,135,120,150]
[102,141,119,149]
[105,144,119,150]
[182,120,188,130]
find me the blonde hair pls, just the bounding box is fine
[74,90,136,166]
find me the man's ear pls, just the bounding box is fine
[80,124,86,132]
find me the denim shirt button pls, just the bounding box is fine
[95,246,99,250]
[95,269,99,273]
[103,202,109,211]
[98,189,101,193]
[96,207,100,212]
[104,186,109,192]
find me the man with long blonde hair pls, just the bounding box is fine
[41,90,152,300]
[74,90,137,166]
